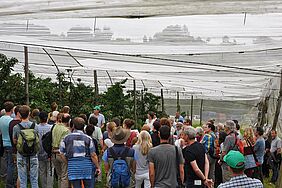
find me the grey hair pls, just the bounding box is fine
[225,120,236,131]
[184,127,197,140]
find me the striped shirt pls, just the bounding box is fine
[218,174,263,188]
[60,130,96,180]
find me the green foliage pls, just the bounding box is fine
[0,53,163,122]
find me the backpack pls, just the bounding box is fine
[208,133,219,159]
[42,124,56,158]
[16,122,40,157]
[232,133,244,154]
[109,147,131,188]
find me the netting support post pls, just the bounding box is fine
[272,70,282,131]
[177,92,180,112]
[200,99,203,126]
[161,89,164,115]
[94,70,99,104]
[191,95,194,126]
[24,46,29,105]
[133,80,137,126]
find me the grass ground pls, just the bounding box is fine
[0,166,278,188]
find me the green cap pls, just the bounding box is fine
[223,150,245,169]
[93,105,101,111]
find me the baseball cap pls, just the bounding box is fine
[93,105,101,111]
[223,150,245,169]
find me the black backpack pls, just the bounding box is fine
[42,124,56,158]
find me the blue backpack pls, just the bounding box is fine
[109,147,130,188]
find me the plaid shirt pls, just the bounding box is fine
[218,174,263,188]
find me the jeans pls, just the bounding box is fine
[207,155,216,182]
[17,153,38,188]
[70,179,93,188]
[271,161,280,182]
[52,153,68,188]
[135,172,150,188]
[39,160,53,188]
[4,147,15,188]
[0,156,7,180]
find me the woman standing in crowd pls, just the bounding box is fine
[133,131,152,188]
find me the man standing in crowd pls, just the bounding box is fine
[175,111,184,123]
[219,120,238,183]
[148,125,184,187]
[37,111,53,188]
[183,126,213,188]
[201,123,216,182]
[254,127,265,182]
[0,101,14,187]
[60,117,101,187]
[269,130,281,183]
[13,105,39,187]
[89,106,105,129]
[52,113,70,188]
[102,126,137,187]
[218,150,263,188]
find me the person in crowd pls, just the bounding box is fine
[195,127,204,142]
[141,124,151,132]
[133,131,153,188]
[175,122,183,137]
[123,119,138,147]
[183,126,213,188]
[0,101,14,187]
[175,111,184,123]
[60,117,101,188]
[78,114,88,124]
[254,127,265,182]
[85,124,100,156]
[233,120,243,140]
[47,102,58,122]
[175,130,186,149]
[145,111,156,130]
[13,105,39,188]
[89,105,105,129]
[103,117,121,141]
[262,137,271,178]
[30,108,40,124]
[269,129,281,183]
[52,113,71,188]
[217,150,263,188]
[241,128,257,178]
[183,118,192,127]
[103,122,116,150]
[37,111,53,188]
[219,120,238,183]
[148,125,184,187]
[102,126,137,187]
[89,116,103,148]
[61,106,70,114]
[151,120,160,147]
[201,122,216,182]
[48,110,59,125]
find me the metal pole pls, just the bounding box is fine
[24,46,29,105]
[272,70,282,131]
[94,70,99,103]
[177,91,180,112]
[133,80,137,125]
[191,95,194,126]
[200,99,203,126]
[161,89,164,114]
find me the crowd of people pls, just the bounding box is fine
[0,101,281,188]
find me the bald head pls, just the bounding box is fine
[73,117,85,130]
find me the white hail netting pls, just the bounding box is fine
[0,12,281,127]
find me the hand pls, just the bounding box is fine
[218,160,222,166]
[204,179,213,188]
[96,168,101,175]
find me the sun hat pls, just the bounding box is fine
[223,150,245,169]
[111,126,131,144]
